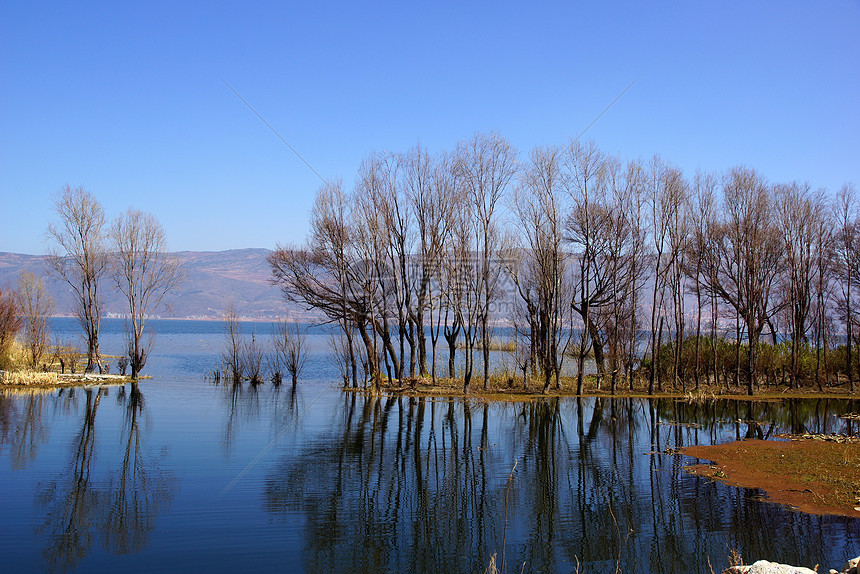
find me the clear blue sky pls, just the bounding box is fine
[2,1,858,255]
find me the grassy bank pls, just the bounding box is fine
[0,369,131,388]
[350,372,860,402]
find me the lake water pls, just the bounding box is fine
[1,318,858,573]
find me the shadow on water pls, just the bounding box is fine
[262,394,860,574]
[30,383,176,572]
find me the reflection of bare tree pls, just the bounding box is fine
[102,382,172,554]
[37,387,104,571]
[261,394,859,573]
[34,384,174,571]
[264,394,508,573]
[0,391,50,469]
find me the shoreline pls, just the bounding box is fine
[344,376,860,402]
[0,371,135,390]
[682,438,860,518]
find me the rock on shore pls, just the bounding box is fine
[724,556,858,574]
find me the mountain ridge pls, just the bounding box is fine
[0,248,303,320]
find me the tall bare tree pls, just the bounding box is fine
[563,141,613,394]
[15,272,55,370]
[687,171,719,389]
[833,183,858,389]
[47,185,110,372]
[408,149,457,383]
[811,200,835,390]
[646,158,685,393]
[510,145,569,394]
[619,159,649,390]
[701,167,782,395]
[110,209,182,378]
[455,132,517,391]
[271,182,359,387]
[0,288,21,370]
[774,183,823,389]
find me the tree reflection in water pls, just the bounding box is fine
[0,389,50,469]
[34,383,174,571]
[264,394,860,574]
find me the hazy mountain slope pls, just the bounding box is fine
[0,248,298,319]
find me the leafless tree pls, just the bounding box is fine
[455,132,518,391]
[355,159,404,385]
[774,182,824,389]
[0,287,21,370]
[602,156,641,394]
[109,209,182,378]
[446,192,482,392]
[274,319,307,387]
[701,167,783,395]
[563,140,616,395]
[646,158,685,393]
[244,328,265,384]
[665,169,690,390]
[222,302,244,383]
[46,185,110,372]
[424,152,457,384]
[509,145,569,394]
[329,330,352,387]
[811,200,836,390]
[15,272,54,370]
[684,172,719,389]
[618,159,649,390]
[404,145,456,380]
[833,183,858,390]
[270,182,365,388]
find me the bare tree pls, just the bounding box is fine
[812,200,836,390]
[15,272,55,370]
[833,183,858,389]
[274,319,308,387]
[603,156,640,394]
[619,159,649,390]
[245,328,265,384]
[646,158,686,394]
[686,171,718,389]
[665,170,690,390]
[222,302,244,383]
[109,209,182,378]
[564,140,615,394]
[774,182,823,389]
[701,167,783,395]
[455,132,518,391]
[509,145,569,394]
[270,181,386,390]
[0,288,21,370]
[46,185,110,372]
[425,152,457,384]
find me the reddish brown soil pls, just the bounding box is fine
[682,439,860,518]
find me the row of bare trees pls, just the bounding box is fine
[43,185,181,377]
[219,306,307,387]
[270,133,858,396]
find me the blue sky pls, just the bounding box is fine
[2,1,858,254]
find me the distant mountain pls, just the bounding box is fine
[0,248,305,320]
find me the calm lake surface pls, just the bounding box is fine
[1,318,859,573]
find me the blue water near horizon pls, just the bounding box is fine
[0,318,858,573]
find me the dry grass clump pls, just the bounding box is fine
[0,370,59,386]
